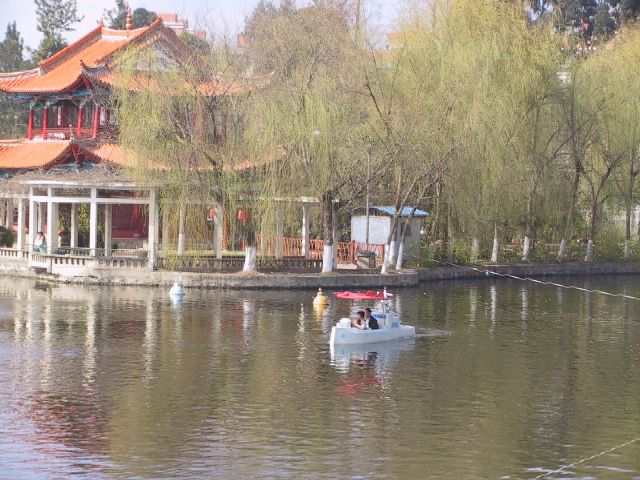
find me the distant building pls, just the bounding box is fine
[351,206,428,254]
[157,13,206,40]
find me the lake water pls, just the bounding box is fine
[0,275,639,479]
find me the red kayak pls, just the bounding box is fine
[333,290,387,300]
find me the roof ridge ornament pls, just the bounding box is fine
[126,8,133,31]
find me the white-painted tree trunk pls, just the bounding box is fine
[395,241,405,271]
[381,243,391,274]
[321,244,334,273]
[387,239,397,266]
[624,239,631,258]
[471,238,480,263]
[491,225,499,263]
[177,205,186,256]
[556,239,566,261]
[522,236,531,262]
[584,239,594,262]
[243,246,257,272]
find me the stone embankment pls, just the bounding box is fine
[1,260,639,289]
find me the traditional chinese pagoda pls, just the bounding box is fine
[0,13,195,263]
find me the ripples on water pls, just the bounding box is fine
[0,276,639,479]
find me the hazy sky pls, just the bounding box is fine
[0,0,403,50]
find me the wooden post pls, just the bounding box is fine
[42,106,49,140]
[27,108,34,140]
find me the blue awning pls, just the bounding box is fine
[371,206,429,217]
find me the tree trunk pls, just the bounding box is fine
[585,199,597,262]
[491,224,499,263]
[321,192,335,273]
[243,246,257,272]
[522,190,534,261]
[395,214,415,270]
[243,212,257,272]
[625,174,633,258]
[557,171,580,261]
[471,238,480,263]
[446,205,453,263]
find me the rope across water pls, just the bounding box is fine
[421,258,640,477]
[429,259,640,302]
[529,437,640,479]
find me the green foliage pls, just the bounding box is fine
[179,32,210,54]
[33,0,83,62]
[0,227,14,248]
[104,1,157,30]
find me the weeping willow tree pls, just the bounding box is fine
[589,28,640,258]
[245,3,369,272]
[404,0,560,264]
[113,37,253,266]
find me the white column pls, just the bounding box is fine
[0,200,5,228]
[275,204,284,259]
[70,203,78,248]
[16,198,25,251]
[28,190,36,252]
[5,199,13,231]
[214,206,223,259]
[148,188,158,270]
[161,208,169,253]
[89,188,98,256]
[177,204,186,255]
[104,204,112,256]
[37,203,45,233]
[301,204,310,259]
[46,189,58,254]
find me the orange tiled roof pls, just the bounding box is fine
[0,18,183,95]
[0,140,72,170]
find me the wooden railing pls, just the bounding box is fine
[157,254,322,273]
[257,237,384,266]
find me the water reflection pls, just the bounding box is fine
[0,277,638,479]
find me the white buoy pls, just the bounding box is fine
[169,281,185,298]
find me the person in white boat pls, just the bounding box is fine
[364,308,379,330]
[352,310,366,329]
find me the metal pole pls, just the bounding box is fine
[365,148,371,249]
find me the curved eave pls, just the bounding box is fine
[0,74,88,96]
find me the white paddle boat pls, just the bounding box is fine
[329,290,416,345]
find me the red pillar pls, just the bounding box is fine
[42,106,49,140]
[27,108,34,140]
[60,104,67,128]
[76,106,84,136]
[92,105,100,138]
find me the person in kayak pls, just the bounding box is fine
[364,308,379,330]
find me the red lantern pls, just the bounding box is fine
[209,208,216,220]
[237,209,247,225]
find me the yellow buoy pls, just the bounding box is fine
[313,287,329,307]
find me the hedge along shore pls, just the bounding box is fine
[1,261,640,289]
